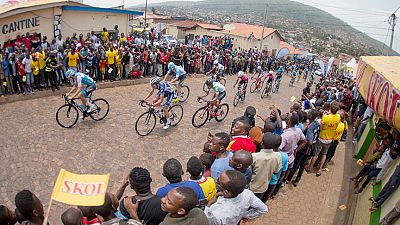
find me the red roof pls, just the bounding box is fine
[171,21,223,30]
[222,22,280,40]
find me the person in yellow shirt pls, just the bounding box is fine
[119,33,127,45]
[37,49,46,87]
[115,52,123,80]
[323,112,347,168]
[31,56,40,91]
[316,101,341,176]
[187,156,217,201]
[67,48,79,72]
[105,46,116,81]
[101,27,109,43]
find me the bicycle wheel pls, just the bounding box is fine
[135,112,157,136]
[219,78,226,86]
[56,104,79,128]
[89,98,110,121]
[215,103,229,122]
[169,105,183,126]
[249,81,257,93]
[192,106,209,128]
[233,93,240,106]
[261,86,267,99]
[179,85,190,102]
[272,82,276,93]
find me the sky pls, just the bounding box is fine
[1,0,399,52]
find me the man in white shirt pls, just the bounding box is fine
[22,54,33,93]
[204,170,268,225]
[353,106,374,143]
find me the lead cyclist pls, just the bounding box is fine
[163,62,187,101]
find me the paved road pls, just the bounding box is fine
[1,74,312,223]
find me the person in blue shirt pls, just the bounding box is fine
[65,69,96,112]
[156,158,207,207]
[209,132,234,181]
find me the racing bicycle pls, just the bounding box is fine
[135,101,183,136]
[272,77,281,93]
[56,94,109,128]
[289,75,296,87]
[233,85,246,107]
[249,76,265,93]
[261,80,273,98]
[192,98,229,128]
[171,83,190,103]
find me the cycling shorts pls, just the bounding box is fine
[81,84,96,98]
[214,91,226,102]
[267,77,274,83]
[161,91,174,107]
[178,74,186,86]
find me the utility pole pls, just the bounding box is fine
[388,13,396,55]
[144,0,148,45]
[259,2,268,51]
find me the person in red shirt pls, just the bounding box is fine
[228,120,256,153]
[23,32,32,51]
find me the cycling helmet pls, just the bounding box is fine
[257,65,262,71]
[168,62,175,71]
[205,78,213,86]
[269,71,273,75]
[65,69,75,79]
[238,71,244,77]
[150,77,160,86]
[213,60,218,65]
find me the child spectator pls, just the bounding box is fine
[0,205,17,225]
[14,190,44,225]
[61,208,83,225]
[199,153,215,178]
[228,150,253,185]
[187,156,217,201]
[209,132,233,180]
[204,170,268,224]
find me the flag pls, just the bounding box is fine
[276,47,289,59]
[51,169,110,206]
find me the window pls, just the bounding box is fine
[271,35,273,39]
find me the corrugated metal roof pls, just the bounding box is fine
[0,0,83,16]
[222,22,278,39]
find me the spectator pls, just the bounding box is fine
[250,132,282,202]
[228,120,256,153]
[160,187,209,225]
[228,150,253,185]
[209,132,233,180]
[156,158,206,207]
[117,167,167,225]
[61,208,83,225]
[204,170,268,224]
[0,205,17,225]
[15,190,44,225]
[187,156,217,201]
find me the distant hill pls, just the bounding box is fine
[132,0,398,57]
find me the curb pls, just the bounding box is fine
[0,74,206,105]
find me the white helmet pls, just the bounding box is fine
[269,71,273,74]
[257,65,262,71]
[150,77,160,86]
[238,71,244,77]
[213,60,218,65]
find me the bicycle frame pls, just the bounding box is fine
[198,99,220,119]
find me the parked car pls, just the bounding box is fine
[160,35,177,46]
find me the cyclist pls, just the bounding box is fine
[254,65,264,80]
[207,60,224,80]
[65,69,96,112]
[163,62,187,102]
[233,71,248,100]
[290,69,297,84]
[266,70,275,84]
[198,78,226,110]
[277,66,284,78]
[142,77,174,129]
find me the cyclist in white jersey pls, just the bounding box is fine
[198,78,226,109]
[65,69,96,112]
[207,60,224,80]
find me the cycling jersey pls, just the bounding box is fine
[212,81,226,94]
[157,81,174,106]
[75,72,95,87]
[266,73,274,83]
[169,65,187,86]
[74,72,96,98]
[256,69,264,79]
[238,75,248,86]
[217,63,224,73]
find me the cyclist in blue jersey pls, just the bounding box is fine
[277,66,284,80]
[65,69,96,112]
[254,65,264,80]
[164,62,187,101]
[142,77,174,129]
[198,78,226,109]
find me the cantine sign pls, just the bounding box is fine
[356,57,400,130]
[1,17,40,34]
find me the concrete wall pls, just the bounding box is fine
[1,7,55,44]
[61,9,129,36]
[166,24,179,39]
[261,32,281,55]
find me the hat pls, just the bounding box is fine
[245,106,256,117]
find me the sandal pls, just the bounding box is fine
[369,207,378,212]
